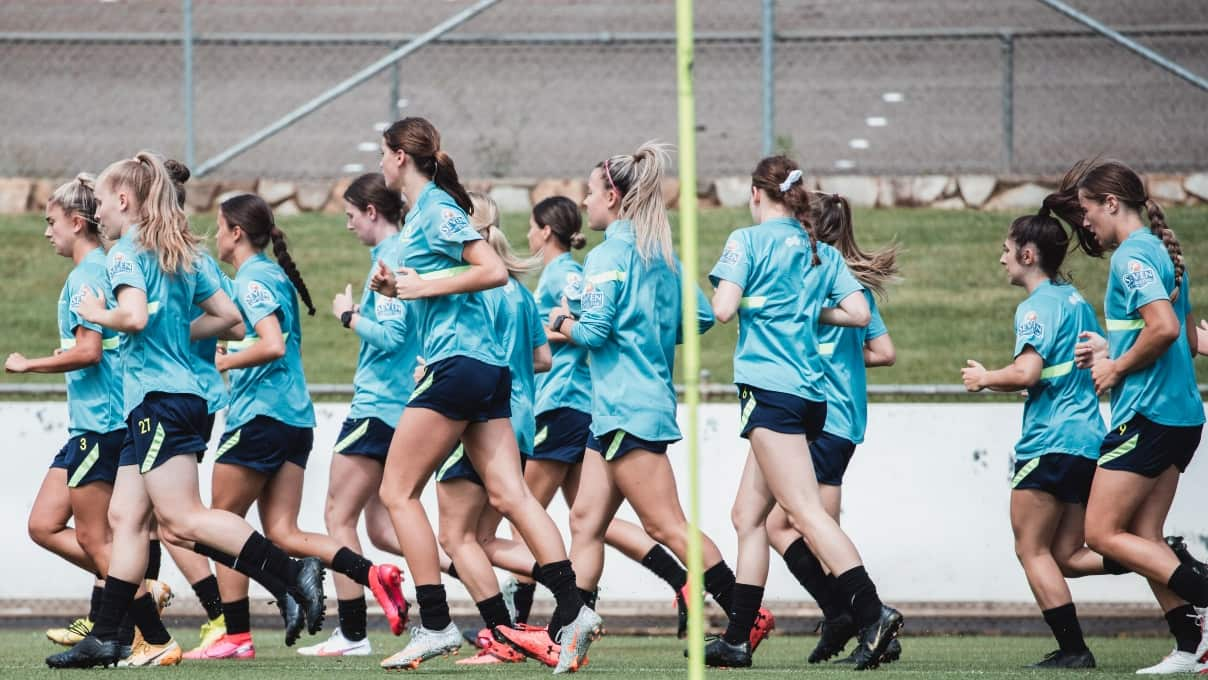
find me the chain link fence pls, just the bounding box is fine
[2,0,1206,180]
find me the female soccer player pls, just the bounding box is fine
[961,206,1114,669]
[46,152,325,669]
[708,156,901,669]
[6,175,123,646]
[1058,160,1208,674]
[370,117,599,673]
[764,191,900,666]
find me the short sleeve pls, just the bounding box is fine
[106,246,145,293]
[866,293,888,341]
[526,294,546,350]
[826,258,863,306]
[237,276,281,328]
[1113,248,1170,315]
[708,230,751,290]
[192,257,220,305]
[560,266,585,317]
[1013,300,1057,362]
[67,272,104,335]
[426,203,482,261]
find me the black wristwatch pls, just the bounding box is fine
[340,310,354,328]
[552,314,568,334]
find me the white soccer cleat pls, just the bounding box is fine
[501,576,520,624]
[554,606,603,674]
[1195,607,1207,664]
[380,623,462,670]
[1137,650,1198,674]
[297,627,372,657]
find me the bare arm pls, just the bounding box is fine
[373,240,507,300]
[1092,300,1180,394]
[962,347,1043,393]
[711,280,743,324]
[819,291,871,328]
[78,285,148,334]
[191,289,245,342]
[216,314,285,372]
[864,333,896,367]
[533,343,552,373]
[5,326,103,374]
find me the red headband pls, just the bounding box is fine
[603,159,619,194]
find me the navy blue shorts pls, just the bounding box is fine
[409,356,511,422]
[203,413,216,443]
[436,443,484,486]
[587,430,671,462]
[809,432,857,486]
[1098,414,1202,478]
[214,415,313,475]
[57,430,125,488]
[119,393,209,473]
[737,385,827,440]
[333,416,395,461]
[530,408,591,465]
[1011,452,1097,505]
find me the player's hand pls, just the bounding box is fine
[332,284,355,318]
[369,260,397,298]
[1091,358,1121,395]
[547,296,573,330]
[4,352,29,373]
[1197,319,1208,357]
[961,359,986,392]
[75,286,106,323]
[1074,331,1108,369]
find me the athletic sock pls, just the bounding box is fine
[236,532,302,585]
[117,612,136,647]
[1168,563,1208,607]
[703,561,737,613]
[191,576,224,621]
[193,542,290,600]
[331,547,372,587]
[782,538,846,620]
[721,583,765,646]
[446,561,460,581]
[130,593,171,645]
[338,597,367,642]
[1042,603,1088,653]
[540,560,586,636]
[145,539,161,581]
[1102,556,1132,575]
[415,584,452,631]
[1165,604,1201,653]
[223,598,251,636]
[91,576,139,641]
[577,588,598,610]
[836,566,884,629]
[513,582,537,624]
[88,585,104,621]
[476,594,513,629]
[640,545,687,591]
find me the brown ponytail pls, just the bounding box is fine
[383,117,473,215]
[533,195,585,250]
[812,191,900,297]
[1145,199,1185,301]
[752,155,819,266]
[219,193,316,316]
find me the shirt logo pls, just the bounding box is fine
[1122,260,1157,291]
[438,209,470,239]
[243,281,275,309]
[784,235,804,248]
[1017,310,1044,341]
[719,240,742,266]
[581,283,604,311]
[562,272,584,300]
[108,252,133,277]
[376,297,404,321]
[68,289,88,311]
[1068,292,1083,305]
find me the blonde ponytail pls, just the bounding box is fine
[600,141,674,266]
[98,151,198,273]
[469,192,538,278]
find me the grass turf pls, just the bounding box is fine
[3,206,1207,390]
[2,630,1179,678]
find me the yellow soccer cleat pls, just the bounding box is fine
[183,615,227,659]
[46,617,92,647]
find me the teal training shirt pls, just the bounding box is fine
[349,236,418,426]
[571,220,714,442]
[107,226,216,415]
[1104,230,1203,428]
[534,252,592,416]
[224,253,315,430]
[1012,281,1106,460]
[485,276,548,454]
[817,290,887,444]
[400,182,506,367]
[59,246,124,435]
[189,251,230,415]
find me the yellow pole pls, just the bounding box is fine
[675,0,705,678]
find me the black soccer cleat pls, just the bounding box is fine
[848,606,904,671]
[834,638,902,665]
[292,556,327,635]
[45,634,120,668]
[704,636,752,668]
[276,592,306,647]
[809,611,859,663]
[1029,648,1096,669]
[1167,536,1208,579]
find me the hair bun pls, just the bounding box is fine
[570,232,587,250]
[164,159,191,184]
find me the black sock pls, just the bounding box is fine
[1042,603,1088,653]
[117,612,136,647]
[836,566,883,629]
[338,597,368,642]
[415,584,452,631]
[539,561,586,637]
[224,598,251,636]
[236,532,302,585]
[722,583,765,646]
[331,547,372,587]
[447,561,460,581]
[145,539,161,581]
[91,576,139,641]
[1168,563,1208,607]
[703,561,737,613]
[1165,604,1201,653]
[191,576,224,621]
[476,594,512,628]
[782,538,846,620]
[194,542,289,600]
[578,588,598,610]
[530,562,542,580]
[513,582,537,624]
[88,585,104,621]
[130,594,170,645]
[1102,556,1132,575]
[640,545,687,591]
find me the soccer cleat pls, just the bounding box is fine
[277,592,307,647]
[674,584,690,639]
[1137,650,1199,674]
[380,623,462,670]
[1029,648,1096,668]
[848,605,904,671]
[183,614,227,659]
[45,635,120,668]
[46,617,92,646]
[1195,607,1207,663]
[496,623,560,668]
[554,605,603,674]
[809,612,858,663]
[704,636,753,668]
[835,638,902,665]
[146,579,174,614]
[117,638,183,667]
[463,627,490,650]
[293,556,327,635]
[369,563,410,636]
[502,576,521,625]
[297,627,372,656]
[749,606,775,653]
[186,632,254,660]
[1167,536,1208,579]
[456,629,526,665]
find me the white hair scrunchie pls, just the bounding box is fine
[779,169,803,193]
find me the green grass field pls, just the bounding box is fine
[3,206,1208,390]
[0,630,1180,679]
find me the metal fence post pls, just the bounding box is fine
[390,58,401,122]
[761,0,774,157]
[1000,31,1014,173]
[183,0,195,169]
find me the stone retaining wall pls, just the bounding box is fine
[4,173,1207,215]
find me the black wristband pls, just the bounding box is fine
[340,310,354,328]
[552,314,567,334]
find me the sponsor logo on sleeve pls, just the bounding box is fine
[376,297,404,321]
[243,281,275,309]
[1017,310,1044,341]
[562,272,584,300]
[719,240,742,266]
[581,282,605,311]
[108,252,133,277]
[438,209,471,240]
[1122,259,1157,291]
